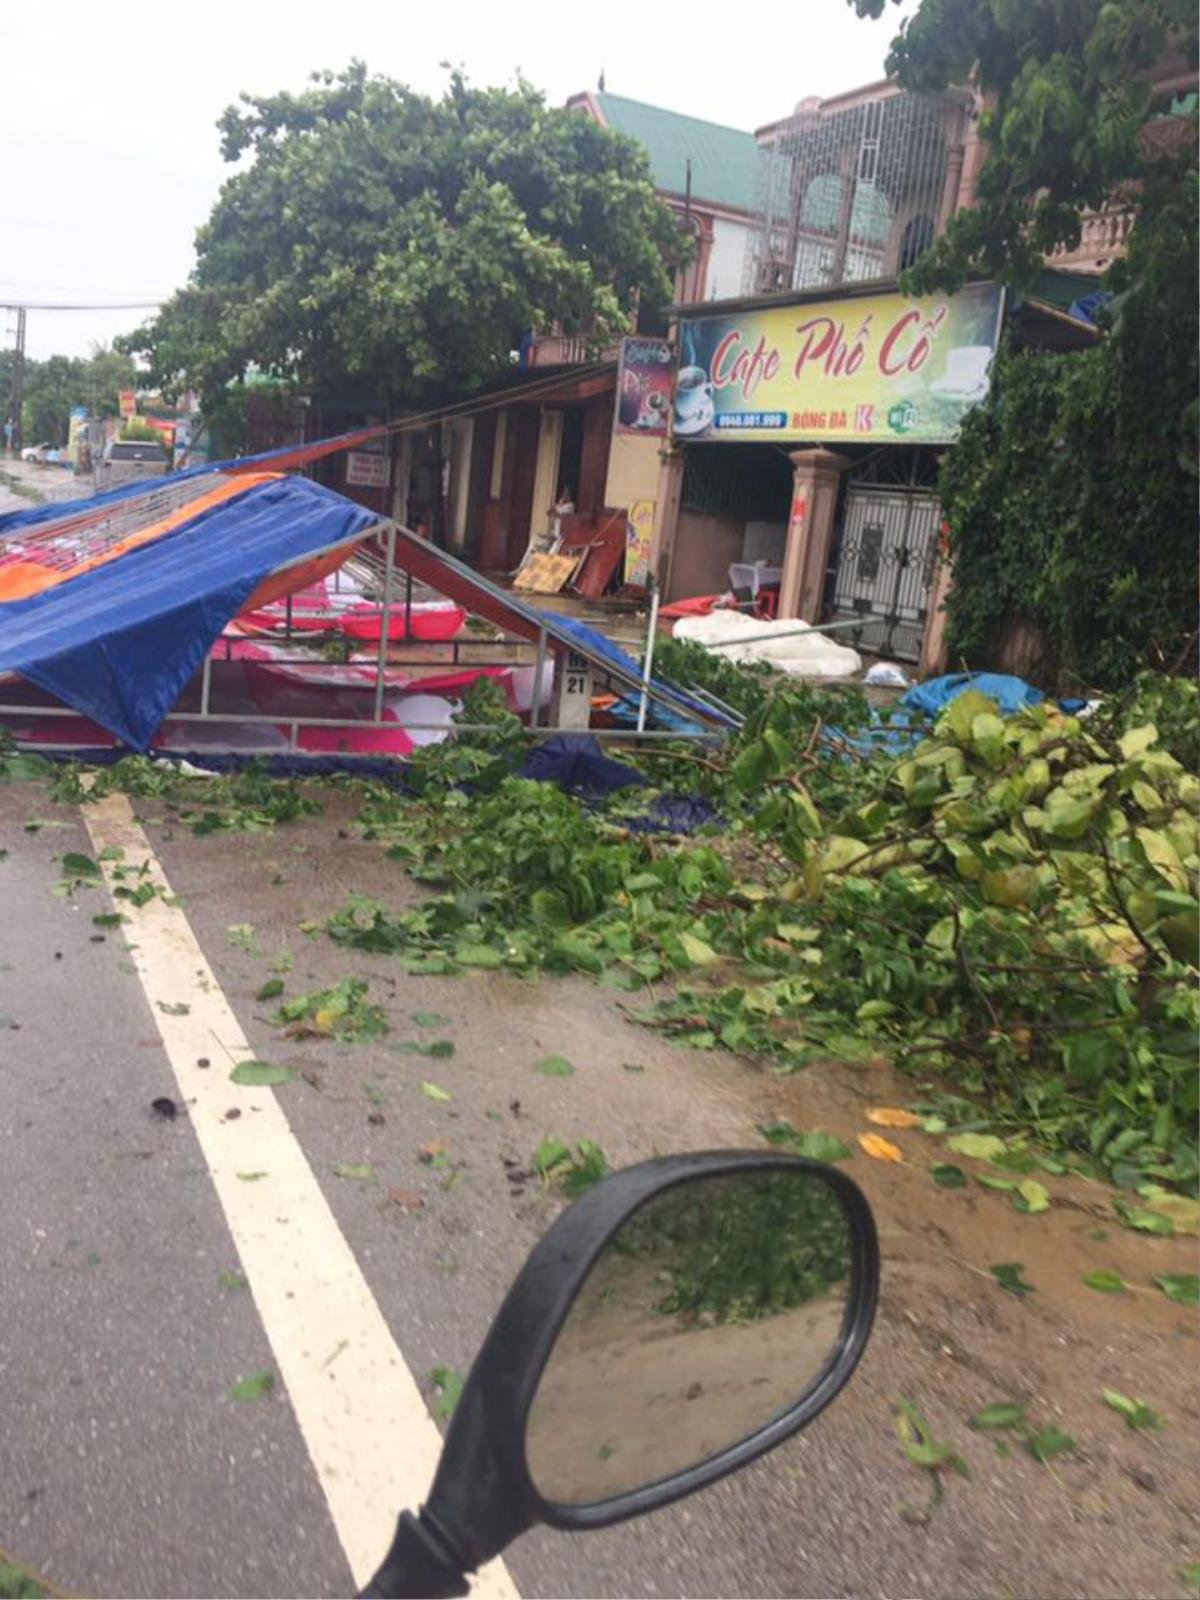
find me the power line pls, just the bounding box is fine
[0,299,163,312]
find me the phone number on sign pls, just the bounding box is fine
[713,412,788,430]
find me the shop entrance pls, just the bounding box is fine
[826,464,941,661]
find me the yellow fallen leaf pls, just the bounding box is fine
[866,1107,922,1128]
[859,1132,904,1162]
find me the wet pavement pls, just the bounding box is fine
[1,780,1197,1599]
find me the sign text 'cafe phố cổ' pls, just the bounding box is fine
[673,283,1004,446]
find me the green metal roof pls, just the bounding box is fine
[594,92,760,213]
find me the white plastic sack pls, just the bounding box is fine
[673,610,862,679]
[864,661,910,688]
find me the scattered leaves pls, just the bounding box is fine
[1026,1426,1076,1463]
[858,1132,903,1162]
[969,1402,1026,1432]
[895,1398,970,1501]
[1082,1269,1126,1293]
[229,1061,295,1087]
[1153,1273,1200,1306]
[430,1365,464,1420]
[1102,1390,1164,1432]
[420,1081,452,1102]
[1013,1179,1051,1214]
[760,1123,852,1162]
[228,1370,275,1402]
[535,1055,576,1078]
[867,1107,922,1128]
[931,1163,967,1188]
[256,978,285,1001]
[990,1262,1035,1297]
[946,1132,1007,1161]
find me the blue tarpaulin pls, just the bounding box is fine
[0,476,379,750]
[900,672,1043,719]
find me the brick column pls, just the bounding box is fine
[919,516,954,676]
[778,448,852,621]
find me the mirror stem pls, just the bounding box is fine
[358,1509,471,1600]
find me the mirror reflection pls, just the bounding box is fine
[525,1168,851,1507]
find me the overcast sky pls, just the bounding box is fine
[1,0,913,362]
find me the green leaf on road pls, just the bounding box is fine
[931,1163,967,1188]
[256,978,285,1001]
[1114,1201,1175,1236]
[947,1132,1007,1161]
[228,1370,275,1402]
[975,1174,1017,1191]
[430,1365,464,1419]
[990,1262,1035,1297]
[0,1559,47,1598]
[535,1137,570,1175]
[453,943,503,967]
[1082,1269,1126,1293]
[92,912,127,927]
[226,922,258,952]
[1026,1426,1076,1463]
[1013,1179,1051,1214]
[895,1398,970,1480]
[413,1011,451,1028]
[421,1081,452,1102]
[230,1060,295,1087]
[236,1172,267,1182]
[1178,1562,1200,1595]
[332,1162,375,1182]
[1154,1273,1200,1306]
[157,1001,190,1016]
[969,1402,1027,1431]
[536,1055,576,1077]
[218,1271,248,1291]
[1102,1390,1164,1431]
[759,1122,852,1161]
[61,852,101,878]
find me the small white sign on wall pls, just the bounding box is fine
[346,451,391,488]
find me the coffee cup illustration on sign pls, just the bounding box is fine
[673,365,715,435]
[929,344,994,401]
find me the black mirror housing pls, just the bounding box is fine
[364,1150,879,1596]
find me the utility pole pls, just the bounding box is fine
[8,305,26,456]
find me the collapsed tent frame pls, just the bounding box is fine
[0,519,736,753]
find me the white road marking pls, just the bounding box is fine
[83,793,518,1598]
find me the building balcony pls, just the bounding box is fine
[523,333,622,368]
[1047,202,1137,273]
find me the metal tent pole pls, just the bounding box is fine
[374,523,397,723]
[636,581,661,733]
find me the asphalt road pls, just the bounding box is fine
[1,781,1197,1600]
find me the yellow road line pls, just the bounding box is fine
[82,792,517,1598]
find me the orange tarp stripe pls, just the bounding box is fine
[0,472,282,603]
[239,545,362,615]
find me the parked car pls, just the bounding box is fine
[20,441,54,463]
[95,437,170,491]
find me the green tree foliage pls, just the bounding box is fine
[121,63,687,407]
[3,344,138,445]
[848,0,1198,682]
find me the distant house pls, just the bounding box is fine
[566,91,761,307]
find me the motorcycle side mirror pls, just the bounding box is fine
[362,1152,879,1599]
